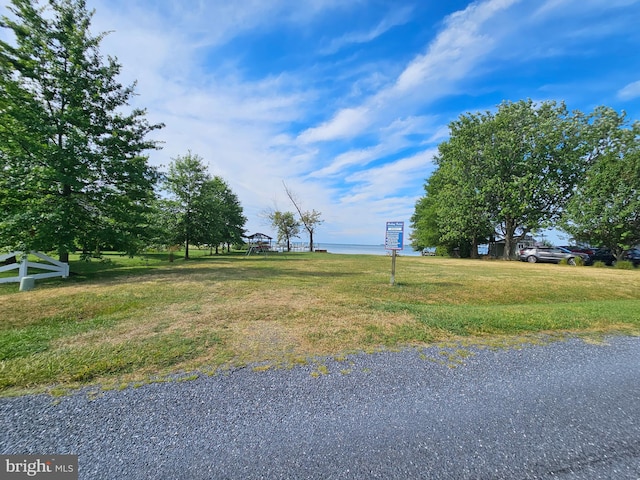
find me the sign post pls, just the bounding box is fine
[385,221,404,285]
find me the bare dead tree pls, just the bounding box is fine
[283,182,324,252]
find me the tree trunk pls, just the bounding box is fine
[470,236,479,259]
[309,231,314,252]
[503,220,517,260]
[59,182,72,263]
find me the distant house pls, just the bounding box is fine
[489,235,536,258]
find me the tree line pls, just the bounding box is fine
[411,100,640,260]
[0,0,246,261]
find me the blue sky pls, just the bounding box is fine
[2,0,640,246]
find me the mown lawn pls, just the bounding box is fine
[1,250,638,396]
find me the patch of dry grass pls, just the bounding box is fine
[1,251,639,395]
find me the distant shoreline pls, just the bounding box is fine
[315,243,422,256]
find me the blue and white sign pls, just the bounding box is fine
[385,221,404,250]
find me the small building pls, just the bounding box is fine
[489,235,536,258]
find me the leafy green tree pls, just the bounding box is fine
[413,100,585,259]
[432,115,494,258]
[164,153,246,258]
[165,152,209,259]
[217,181,246,252]
[411,163,491,258]
[410,169,444,251]
[145,198,182,251]
[268,210,300,252]
[482,100,585,258]
[560,107,640,258]
[197,177,246,255]
[0,0,162,261]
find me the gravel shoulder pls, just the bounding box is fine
[2,335,640,479]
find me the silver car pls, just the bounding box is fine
[519,246,577,265]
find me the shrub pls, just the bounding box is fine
[592,261,607,268]
[614,260,634,270]
[435,246,449,257]
[559,257,582,266]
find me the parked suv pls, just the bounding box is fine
[558,246,590,263]
[519,246,577,265]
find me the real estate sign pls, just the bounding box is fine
[385,221,404,250]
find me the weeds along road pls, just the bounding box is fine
[1,336,639,479]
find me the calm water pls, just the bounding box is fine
[315,243,423,256]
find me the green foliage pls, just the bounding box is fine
[164,151,208,259]
[434,116,494,257]
[412,99,587,260]
[614,260,634,270]
[434,245,449,256]
[559,257,581,266]
[268,210,301,251]
[410,184,441,250]
[560,107,640,254]
[0,0,163,260]
[163,152,246,258]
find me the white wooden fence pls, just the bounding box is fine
[0,251,69,284]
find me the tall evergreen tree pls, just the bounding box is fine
[0,0,163,261]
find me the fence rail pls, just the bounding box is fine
[0,251,69,284]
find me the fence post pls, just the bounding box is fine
[18,253,28,280]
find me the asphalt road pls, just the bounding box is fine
[1,336,639,479]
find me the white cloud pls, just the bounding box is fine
[87,0,522,243]
[618,80,640,100]
[320,6,414,55]
[297,106,371,143]
[393,0,520,94]
[309,116,437,178]
[342,149,437,203]
[298,0,521,146]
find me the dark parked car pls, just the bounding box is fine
[586,248,617,266]
[559,245,595,256]
[519,246,577,265]
[623,248,640,266]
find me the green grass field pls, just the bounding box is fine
[1,250,639,396]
